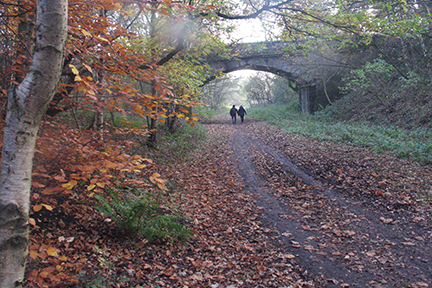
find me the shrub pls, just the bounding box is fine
[341,59,402,107]
[94,188,192,244]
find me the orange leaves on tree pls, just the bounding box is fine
[56,0,203,132]
[32,125,162,204]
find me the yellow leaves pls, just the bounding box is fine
[33,204,54,212]
[86,88,96,97]
[69,64,79,75]
[69,64,82,81]
[96,36,109,42]
[132,106,144,114]
[30,245,61,261]
[62,180,78,190]
[87,184,96,191]
[78,28,92,38]
[149,173,167,190]
[96,182,106,189]
[41,186,63,195]
[47,246,60,257]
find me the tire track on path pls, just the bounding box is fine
[225,121,432,288]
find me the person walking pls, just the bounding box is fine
[230,105,238,124]
[238,105,247,124]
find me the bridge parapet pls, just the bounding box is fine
[208,41,304,62]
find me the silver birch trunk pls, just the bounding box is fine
[0,0,68,287]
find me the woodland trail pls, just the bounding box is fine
[203,115,432,288]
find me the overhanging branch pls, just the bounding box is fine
[214,1,294,20]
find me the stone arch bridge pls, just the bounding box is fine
[205,41,341,113]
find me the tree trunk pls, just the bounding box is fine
[148,117,158,145]
[0,0,67,287]
[90,108,104,131]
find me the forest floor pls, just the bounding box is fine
[27,115,432,287]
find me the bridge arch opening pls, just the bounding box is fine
[199,69,299,111]
[204,41,336,113]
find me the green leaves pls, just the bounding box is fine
[94,188,192,243]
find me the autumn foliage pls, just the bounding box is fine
[0,0,216,286]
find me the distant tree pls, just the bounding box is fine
[244,72,273,106]
[271,76,298,104]
[200,75,240,110]
[243,72,297,106]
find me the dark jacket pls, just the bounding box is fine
[238,106,247,116]
[230,107,238,116]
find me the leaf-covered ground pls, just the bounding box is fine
[223,117,432,288]
[26,116,432,287]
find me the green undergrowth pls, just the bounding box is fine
[195,106,220,120]
[94,187,192,244]
[249,104,432,164]
[156,120,207,161]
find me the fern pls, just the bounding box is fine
[94,188,192,243]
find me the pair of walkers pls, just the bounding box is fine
[230,105,247,124]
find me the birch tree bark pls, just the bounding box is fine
[0,0,68,287]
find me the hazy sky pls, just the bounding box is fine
[233,18,266,43]
[229,18,267,78]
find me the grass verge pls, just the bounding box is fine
[249,104,432,164]
[156,119,207,162]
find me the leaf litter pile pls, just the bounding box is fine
[26,117,432,287]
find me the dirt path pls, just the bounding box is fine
[204,116,432,288]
